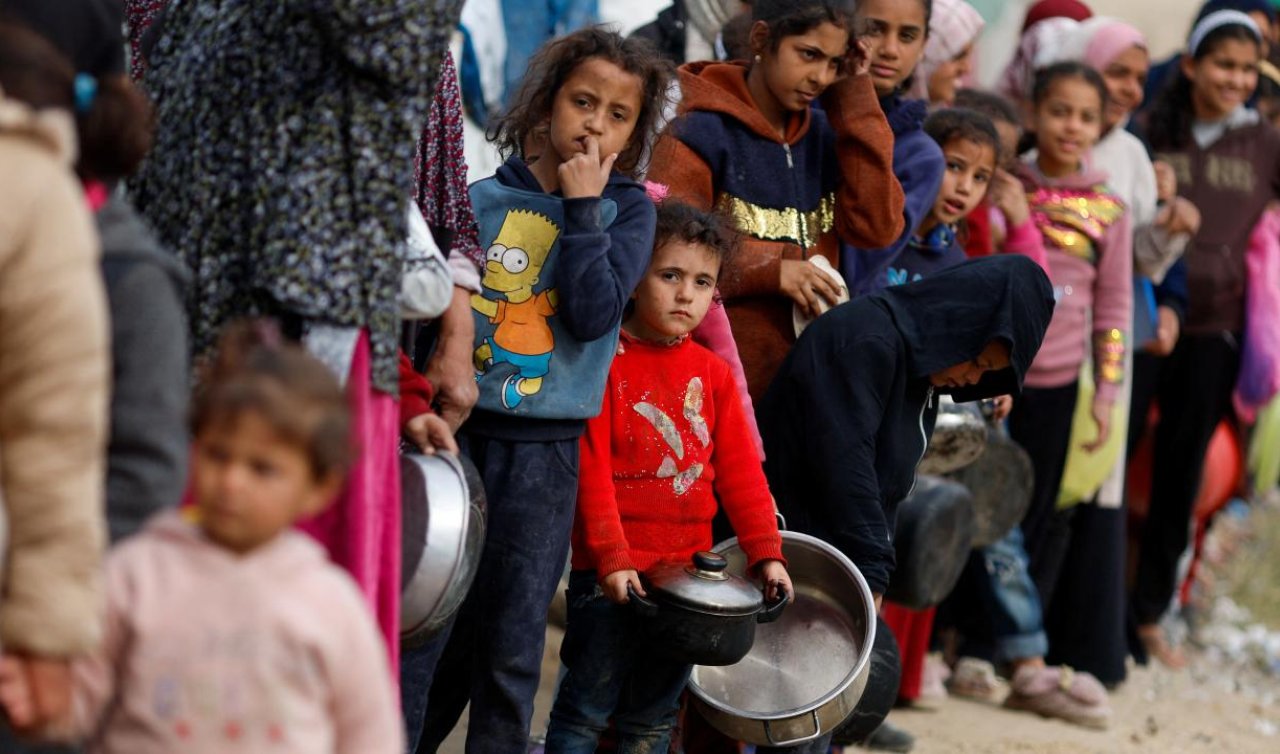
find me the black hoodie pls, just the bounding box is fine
[757,255,1054,594]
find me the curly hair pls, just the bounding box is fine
[489,26,674,177]
[652,201,738,268]
[924,107,1002,164]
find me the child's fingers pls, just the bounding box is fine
[585,135,600,163]
[601,152,618,177]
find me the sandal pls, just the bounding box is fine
[946,657,1008,705]
[1002,665,1112,730]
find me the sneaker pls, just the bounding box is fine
[915,653,950,708]
[1002,664,1112,730]
[502,374,525,409]
[861,720,915,752]
[946,657,1008,704]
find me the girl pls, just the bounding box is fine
[907,0,984,107]
[1132,10,1279,667]
[0,323,403,753]
[648,0,905,404]
[1012,61,1133,604]
[400,28,673,753]
[545,203,791,752]
[842,0,948,296]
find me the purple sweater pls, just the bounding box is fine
[1017,163,1133,404]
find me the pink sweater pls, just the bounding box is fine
[64,512,403,754]
[1016,164,1133,404]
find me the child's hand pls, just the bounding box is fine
[558,136,617,199]
[1083,400,1112,453]
[1146,305,1181,357]
[0,655,36,730]
[843,36,872,78]
[758,560,793,604]
[780,259,843,318]
[988,394,1014,422]
[1153,160,1177,203]
[602,569,644,605]
[403,412,459,456]
[989,169,1030,227]
[1155,196,1201,237]
[0,655,71,734]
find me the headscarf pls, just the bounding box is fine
[1052,16,1147,72]
[1021,0,1093,33]
[998,17,1078,102]
[907,0,985,101]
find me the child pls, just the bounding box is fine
[906,0,985,107]
[1132,9,1280,667]
[399,28,673,753]
[842,0,948,295]
[649,0,905,404]
[884,108,1000,285]
[544,202,791,752]
[953,88,1035,258]
[0,322,403,753]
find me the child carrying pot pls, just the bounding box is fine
[544,202,793,752]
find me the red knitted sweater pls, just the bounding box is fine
[572,332,785,578]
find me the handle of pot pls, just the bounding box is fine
[764,710,822,746]
[757,586,790,624]
[626,584,659,618]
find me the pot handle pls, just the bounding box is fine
[756,587,790,624]
[764,710,822,746]
[626,584,659,618]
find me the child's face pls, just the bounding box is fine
[1100,45,1149,130]
[929,340,1011,389]
[626,240,720,342]
[927,44,975,106]
[856,0,928,97]
[546,56,643,168]
[194,411,337,554]
[931,137,995,227]
[753,21,850,112]
[1032,77,1103,176]
[1184,38,1262,121]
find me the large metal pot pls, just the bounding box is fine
[884,474,975,610]
[917,396,988,475]
[946,427,1035,547]
[689,532,877,747]
[631,551,788,667]
[400,452,487,648]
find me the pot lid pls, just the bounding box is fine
[644,552,764,617]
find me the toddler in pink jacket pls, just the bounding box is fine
[0,322,403,754]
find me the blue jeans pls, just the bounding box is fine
[501,0,599,106]
[977,526,1049,663]
[400,434,580,753]
[545,571,692,753]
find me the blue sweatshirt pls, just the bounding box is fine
[843,95,946,296]
[881,225,969,287]
[464,157,656,442]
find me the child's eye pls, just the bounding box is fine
[250,459,278,478]
[901,31,918,43]
[975,172,991,184]
[611,111,627,122]
[576,97,591,108]
[661,271,679,282]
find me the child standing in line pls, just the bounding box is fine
[0,323,403,753]
[648,0,905,405]
[398,28,673,754]
[545,202,791,752]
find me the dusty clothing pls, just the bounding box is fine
[98,197,190,542]
[64,513,401,753]
[648,61,904,402]
[130,0,465,393]
[0,95,109,655]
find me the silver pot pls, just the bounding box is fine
[917,396,988,475]
[688,531,877,747]
[400,452,487,647]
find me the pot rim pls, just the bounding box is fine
[688,530,877,720]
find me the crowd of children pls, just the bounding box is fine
[0,0,1278,752]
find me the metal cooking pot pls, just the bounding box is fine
[945,427,1035,547]
[917,396,988,475]
[689,532,877,747]
[884,474,975,610]
[400,452,487,648]
[630,551,788,667]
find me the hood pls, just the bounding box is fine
[147,509,329,575]
[871,255,1055,401]
[1016,155,1110,190]
[675,61,811,145]
[97,195,190,286]
[881,94,929,137]
[0,89,77,163]
[494,154,647,196]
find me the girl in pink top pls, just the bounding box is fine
[0,323,403,754]
[1011,61,1133,602]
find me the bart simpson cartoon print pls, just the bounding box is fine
[472,209,562,409]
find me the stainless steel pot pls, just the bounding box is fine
[630,552,788,667]
[689,531,877,747]
[400,452,487,648]
[917,396,988,475]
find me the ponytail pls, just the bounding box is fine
[1145,70,1195,152]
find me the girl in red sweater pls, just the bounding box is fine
[545,203,791,752]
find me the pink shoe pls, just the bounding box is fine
[1002,665,1112,730]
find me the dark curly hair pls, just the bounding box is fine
[489,26,674,177]
[924,107,1002,165]
[653,201,738,268]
